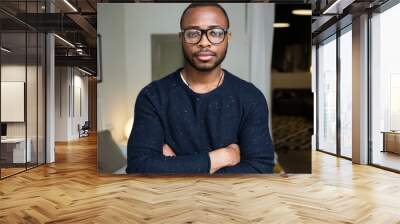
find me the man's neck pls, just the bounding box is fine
[182,65,222,86]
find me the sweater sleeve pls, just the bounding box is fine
[216,87,275,174]
[126,86,211,174]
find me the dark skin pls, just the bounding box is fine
[162,6,241,174]
[180,6,231,93]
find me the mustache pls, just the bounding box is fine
[193,49,216,56]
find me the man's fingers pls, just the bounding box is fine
[163,144,176,157]
[221,144,240,167]
[228,143,239,149]
[227,143,240,153]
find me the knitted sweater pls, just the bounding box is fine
[126,68,275,174]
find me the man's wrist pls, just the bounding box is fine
[209,147,230,172]
[208,148,229,174]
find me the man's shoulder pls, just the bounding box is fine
[225,70,265,100]
[225,71,268,116]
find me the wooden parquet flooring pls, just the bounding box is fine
[1,135,400,223]
[1,167,26,178]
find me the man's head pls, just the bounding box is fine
[180,3,231,72]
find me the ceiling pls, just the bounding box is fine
[311,0,391,43]
[1,0,98,73]
[0,0,315,74]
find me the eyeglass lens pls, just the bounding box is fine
[183,28,226,44]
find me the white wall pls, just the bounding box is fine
[55,67,89,141]
[55,67,69,141]
[72,72,89,138]
[97,3,274,144]
[97,3,129,143]
[1,65,26,81]
[1,64,46,164]
[0,65,25,126]
[1,65,37,138]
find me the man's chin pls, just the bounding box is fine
[194,66,215,72]
[192,61,218,72]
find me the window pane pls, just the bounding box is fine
[1,31,27,177]
[340,29,352,158]
[371,3,400,171]
[318,36,337,154]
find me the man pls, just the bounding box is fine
[126,3,275,174]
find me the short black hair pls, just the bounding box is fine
[180,3,230,30]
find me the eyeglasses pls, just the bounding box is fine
[181,28,228,45]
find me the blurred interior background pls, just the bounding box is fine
[97,3,312,174]
[2,0,398,178]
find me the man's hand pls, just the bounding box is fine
[209,144,240,174]
[162,143,240,174]
[163,144,176,157]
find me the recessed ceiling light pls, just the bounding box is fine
[63,0,78,12]
[1,47,11,53]
[78,67,92,76]
[273,23,290,28]
[292,9,312,16]
[54,34,75,48]
[322,0,351,15]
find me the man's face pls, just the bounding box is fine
[180,6,231,72]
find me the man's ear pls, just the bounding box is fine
[227,32,232,42]
[179,32,185,43]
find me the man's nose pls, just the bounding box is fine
[198,32,211,47]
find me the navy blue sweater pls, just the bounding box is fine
[126,68,275,174]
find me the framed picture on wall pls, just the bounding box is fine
[1,81,25,122]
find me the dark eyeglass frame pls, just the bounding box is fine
[181,27,229,45]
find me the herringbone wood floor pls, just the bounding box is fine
[1,135,400,224]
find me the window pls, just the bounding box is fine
[0,2,46,179]
[317,35,337,154]
[339,27,352,158]
[370,2,400,171]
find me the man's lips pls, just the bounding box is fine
[195,51,216,61]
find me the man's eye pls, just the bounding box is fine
[187,31,200,38]
[209,30,223,37]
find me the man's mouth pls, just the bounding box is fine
[195,51,216,61]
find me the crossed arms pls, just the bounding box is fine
[126,88,275,174]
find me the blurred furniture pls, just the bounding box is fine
[97,130,127,173]
[78,121,90,138]
[1,138,32,164]
[382,131,400,154]
[114,143,127,174]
